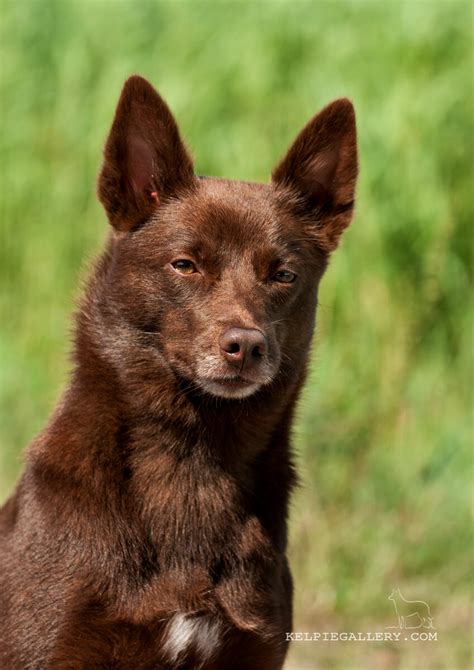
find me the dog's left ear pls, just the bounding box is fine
[272,98,358,252]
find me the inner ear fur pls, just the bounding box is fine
[97,75,194,232]
[272,98,358,252]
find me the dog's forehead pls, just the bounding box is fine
[195,176,271,206]
[163,177,293,251]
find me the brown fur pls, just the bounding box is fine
[0,75,358,669]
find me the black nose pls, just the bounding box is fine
[219,327,268,371]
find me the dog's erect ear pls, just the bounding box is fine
[98,75,194,231]
[272,98,358,252]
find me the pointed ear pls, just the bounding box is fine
[97,75,194,231]
[272,98,358,252]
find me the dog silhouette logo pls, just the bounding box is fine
[387,588,435,629]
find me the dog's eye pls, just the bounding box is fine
[273,269,297,284]
[171,259,197,275]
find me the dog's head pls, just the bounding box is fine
[94,76,357,400]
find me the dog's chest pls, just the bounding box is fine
[162,612,222,665]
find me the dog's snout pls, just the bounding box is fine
[219,327,268,371]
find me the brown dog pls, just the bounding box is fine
[0,75,357,669]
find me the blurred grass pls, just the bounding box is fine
[0,1,472,668]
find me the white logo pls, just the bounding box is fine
[386,588,435,630]
[286,589,438,642]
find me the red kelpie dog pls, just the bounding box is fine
[0,76,357,669]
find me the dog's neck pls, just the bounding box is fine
[31,323,298,556]
[86,326,296,454]
[37,310,301,483]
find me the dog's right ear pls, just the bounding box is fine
[98,75,194,232]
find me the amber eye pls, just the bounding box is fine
[171,259,197,275]
[273,269,297,283]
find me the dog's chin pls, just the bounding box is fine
[198,377,263,400]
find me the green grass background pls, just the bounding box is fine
[0,1,472,668]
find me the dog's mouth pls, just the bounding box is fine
[199,375,263,399]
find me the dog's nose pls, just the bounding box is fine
[219,327,268,371]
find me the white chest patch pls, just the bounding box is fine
[162,613,222,664]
